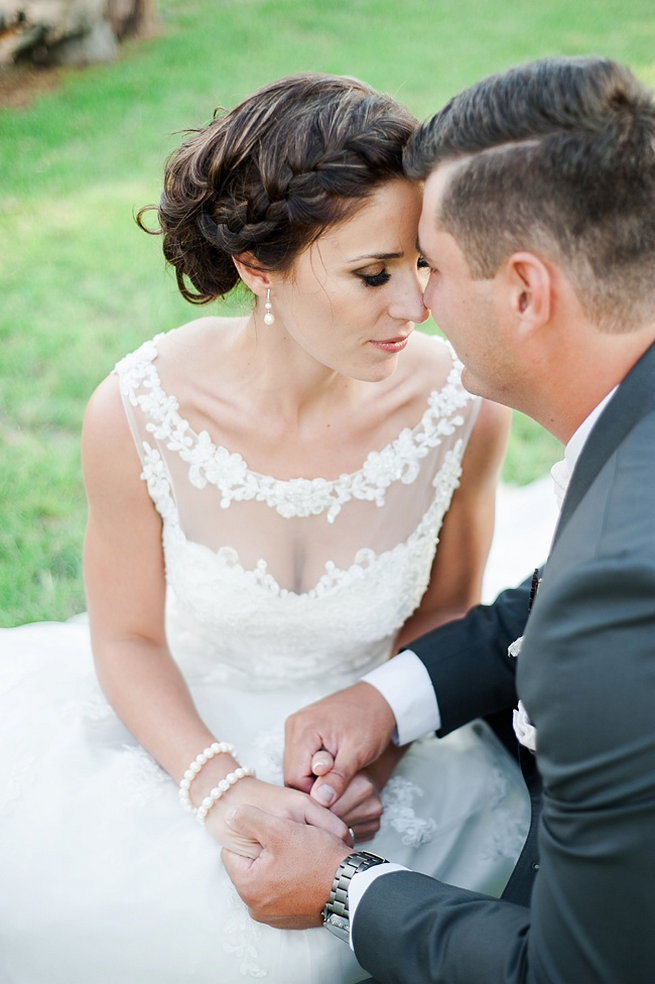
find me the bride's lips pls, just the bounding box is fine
[369,333,412,354]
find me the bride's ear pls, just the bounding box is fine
[232,253,272,298]
[503,251,552,338]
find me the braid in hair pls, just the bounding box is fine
[137,74,417,304]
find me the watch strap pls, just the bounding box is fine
[322,851,388,942]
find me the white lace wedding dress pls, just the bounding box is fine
[0,333,529,984]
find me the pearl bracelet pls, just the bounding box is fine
[178,741,238,814]
[196,766,256,824]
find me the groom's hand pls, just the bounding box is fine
[221,805,351,929]
[205,777,354,857]
[283,682,397,808]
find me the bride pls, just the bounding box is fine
[0,74,529,983]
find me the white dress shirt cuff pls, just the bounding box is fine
[361,649,441,746]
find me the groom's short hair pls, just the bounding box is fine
[405,57,655,332]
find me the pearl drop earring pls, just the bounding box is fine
[264,287,275,326]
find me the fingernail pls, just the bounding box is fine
[314,784,336,806]
[312,759,328,774]
[225,808,237,825]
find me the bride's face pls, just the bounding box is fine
[270,178,429,383]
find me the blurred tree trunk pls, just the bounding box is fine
[0,0,157,66]
[105,0,155,41]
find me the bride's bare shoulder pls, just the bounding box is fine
[401,330,457,390]
[82,315,244,463]
[156,314,245,361]
[82,370,141,496]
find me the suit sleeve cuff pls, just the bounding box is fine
[348,863,408,948]
[361,649,441,745]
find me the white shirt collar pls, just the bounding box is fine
[564,386,618,474]
[550,387,618,510]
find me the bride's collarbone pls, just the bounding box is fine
[198,385,429,476]
[155,353,439,479]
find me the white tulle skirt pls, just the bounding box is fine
[0,615,531,984]
[0,481,554,984]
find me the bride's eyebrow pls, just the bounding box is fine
[347,251,403,263]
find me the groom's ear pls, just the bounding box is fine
[501,251,552,339]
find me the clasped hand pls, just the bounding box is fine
[222,682,398,928]
[205,776,351,857]
[283,681,397,811]
[215,776,355,930]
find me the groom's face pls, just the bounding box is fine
[418,164,512,402]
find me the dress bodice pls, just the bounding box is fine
[115,333,479,689]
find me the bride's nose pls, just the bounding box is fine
[388,270,430,325]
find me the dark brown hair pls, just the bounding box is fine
[138,73,417,304]
[404,57,655,330]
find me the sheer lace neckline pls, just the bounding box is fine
[117,331,474,523]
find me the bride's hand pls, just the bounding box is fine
[329,771,383,842]
[205,777,352,858]
[311,742,407,842]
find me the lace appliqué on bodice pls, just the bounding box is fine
[117,334,473,523]
[115,333,478,688]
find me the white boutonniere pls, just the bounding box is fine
[508,637,537,751]
[512,700,537,752]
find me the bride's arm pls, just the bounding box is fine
[394,397,511,650]
[81,375,349,856]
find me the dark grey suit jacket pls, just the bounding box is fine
[353,341,655,983]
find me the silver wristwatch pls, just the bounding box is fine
[322,851,388,943]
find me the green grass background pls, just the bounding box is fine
[2,0,654,625]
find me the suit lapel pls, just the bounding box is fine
[505,342,655,907]
[552,341,655,549]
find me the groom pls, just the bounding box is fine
[222,56,655,982]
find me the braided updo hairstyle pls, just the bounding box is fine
[137,74,418,304]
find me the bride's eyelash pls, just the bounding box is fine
[358,270,391,288]
[358,256,428,288]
